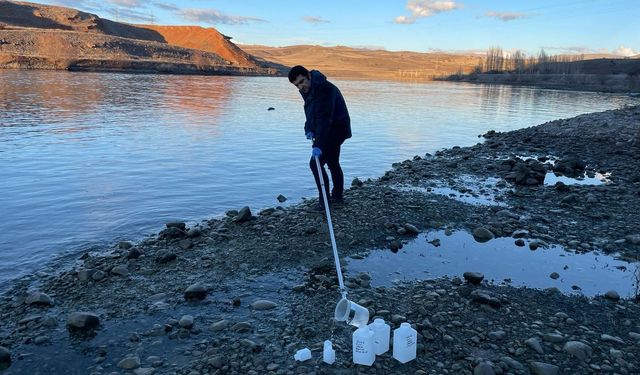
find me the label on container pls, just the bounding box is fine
[355,339,369,354]
[405,335,416,347]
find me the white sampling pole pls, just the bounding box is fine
[314,155,347,299]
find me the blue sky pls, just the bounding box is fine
[41,0,639,56]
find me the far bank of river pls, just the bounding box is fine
[438,72,640,93]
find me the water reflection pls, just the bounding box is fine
[346,230,636,297]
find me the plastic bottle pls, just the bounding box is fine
[294,348,311,362]
[369,318,391,355]
[323,340,335,364]
[352,326,375,366]
[392,322,417,363]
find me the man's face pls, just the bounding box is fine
[292,74,311,94]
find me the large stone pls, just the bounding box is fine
[117,355,141,369]
[111,265,129,276]
[184,283,207,300]
[470,290,501,308]
[156,250,177,263]
[67,312,100,331]
[0,346,11,370]
[473,362,495,375]
[529,361,559,375]
[604,290,620,301]
[166,222,186,230]
[25,292,54,306]
[472,227,494,242]
[563,341,593,361]
[525,337,544,354]
[77,268,96,281]
[403,223,420,235]
[235,206,252,223]
[463,271,484,285]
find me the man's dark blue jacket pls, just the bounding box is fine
[300,70,351,151]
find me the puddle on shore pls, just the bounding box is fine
[4,272,301,375]
[393,175,509,206]
[347,230,637,298]
[544,171,610,186]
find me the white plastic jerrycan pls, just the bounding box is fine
[392,322,417,363]
[368,318,391,355]
[352,326,375,366]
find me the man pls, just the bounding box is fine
[288,65,352,211]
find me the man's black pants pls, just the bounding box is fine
[309,140,344,205]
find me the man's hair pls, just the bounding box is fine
[288,65,309,83]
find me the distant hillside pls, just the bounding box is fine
[242,44,484,81]
[0,1,284,75]
[136,25,256,68]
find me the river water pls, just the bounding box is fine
[1,70,638,286]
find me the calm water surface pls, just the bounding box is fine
[1,71,638,286]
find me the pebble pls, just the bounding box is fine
[472,227,494,242]
[525,337,544,354]
[473,362,495,375]
[230,322,252,333]
[25,292,54,306]
[67,312,100,331]
[251,300,277,310]
[601,334,625,344]
[563,341,593,361]
[210,320,229,332]
[179,315,194,329]
[117,355,141,369]
[542,333,565,343]
[529,361,559,375]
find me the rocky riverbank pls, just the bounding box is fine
[1,106,640,374]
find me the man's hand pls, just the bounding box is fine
[312,147,322,158]
[306,132,314,140]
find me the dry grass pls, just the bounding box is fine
[242,45,483,81]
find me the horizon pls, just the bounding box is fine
[26,0,640,57]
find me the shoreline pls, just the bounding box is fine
[1,106,640,374]
[436,73,640,94]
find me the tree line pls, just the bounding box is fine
[478,46,586,74]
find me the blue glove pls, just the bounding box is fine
[305,132,314,140]
[312,147,322,158]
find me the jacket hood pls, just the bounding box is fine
[310,70,327,86]
[301,70,327,100]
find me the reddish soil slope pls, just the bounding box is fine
[137,25,257,67]
[0,1,282,74]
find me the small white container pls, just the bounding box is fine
[323,340,335,364]
[369,318,390,355]
[392,323,417,363]
[352,326,375,366]
[294,348,312,362]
